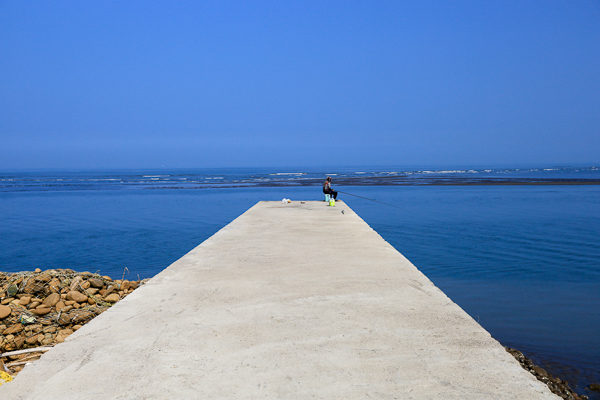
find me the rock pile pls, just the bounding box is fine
[505,347,589,400]
[0,268,145,375]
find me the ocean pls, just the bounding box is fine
[1,166,599,397]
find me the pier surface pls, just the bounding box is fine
[1,201,557,399]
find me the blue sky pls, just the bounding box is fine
[1,1,599,169]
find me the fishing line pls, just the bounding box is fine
[336,190,413,213]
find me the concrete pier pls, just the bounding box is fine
[1,201,557,399]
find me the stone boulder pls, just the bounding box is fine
[32,305,51,315]
[66,291,88,303]
[43,292,61,307]
[0,305,11,319]
[104,293,120,303]
[88,278,104,288]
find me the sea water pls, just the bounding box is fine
[1,167,599,396]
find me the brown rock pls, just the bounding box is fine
[0,305,12,319]
[86,288,99,296]
[48,278,61,293]
[72,302,80,309]
[104,285,118,297]
[121,280,131,291]
[32,305,51,315]
[3,324,23,335]
[104,293,120,303]
[26,334,39,344]
[99,289,106,296]
[55,300,65,311]
[66,291,88,303]
[102,276,112,282]
[72,324,83,331]
[19,296,31,306]
[1,298,15,305]
[24,323,41,332]
[590,383,600,391]
[60,293,67,299]
[129,281,139,290]
[13,334,25,348]
[55,329,74,343]
[37,274,51,282]
[43,292,61,307]
[69,276,83,291]
[81,280,91,290]
[34,268,41,273]
[21,281,36,294]
[56,313,71,325]
[28,301,41,309]
[64,300,75,306]
[62,305,73,312]
[41,337,53,346]
[88,278,104,288]
[71,310,94,324]
[87,297,95,305]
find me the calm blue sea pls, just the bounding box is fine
[1,166,599,396]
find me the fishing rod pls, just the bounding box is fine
[336,190,410,212]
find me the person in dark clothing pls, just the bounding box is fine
[323,176,338,200]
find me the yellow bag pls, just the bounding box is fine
[0,371,13,386]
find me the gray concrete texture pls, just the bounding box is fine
[1,201,558,399]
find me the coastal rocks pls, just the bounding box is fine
[31,305,51,315]
[3,324,22,335]
[55,329,73,343]
[43,293,61,307]
[66,291,88,303]
[505,347,589,400]
[589,383,600,391]
[0,268,147,378]
[0,305,11,319]
[88,278,103,288]
[69,276,83,291]
[48,278,61,293]
[19,296,31,306]
[104,293,120,303]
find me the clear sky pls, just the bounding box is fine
[1,1,599,169]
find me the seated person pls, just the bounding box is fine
[323,176,338,200]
